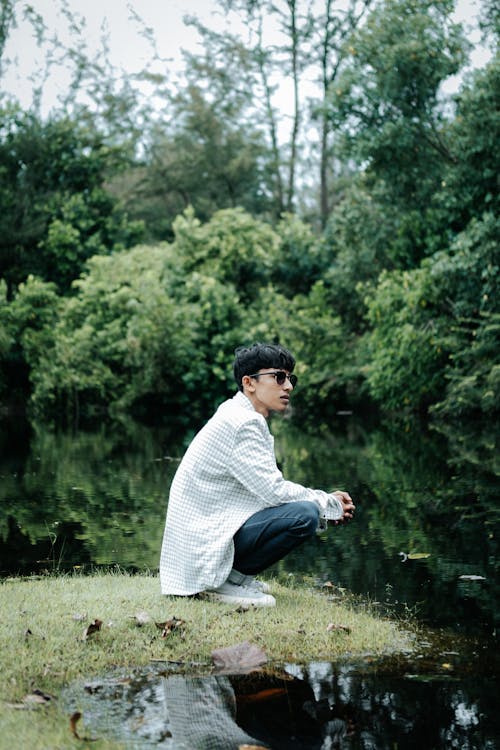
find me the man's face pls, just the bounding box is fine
[242,369,295,418]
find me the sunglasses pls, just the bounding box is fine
[249,370,298,387]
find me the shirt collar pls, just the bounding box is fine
[233,390,256,411]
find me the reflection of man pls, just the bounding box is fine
[163,675,268,750]
[160,343,355,607]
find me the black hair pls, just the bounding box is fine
[233,343,295,391]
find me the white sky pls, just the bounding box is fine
[1,0,492,114]
[3,1,248,112]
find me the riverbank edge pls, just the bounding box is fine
[0,571,414,749]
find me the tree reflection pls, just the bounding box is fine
[271,415,499,637]
[62,662,499,749]
[0,417,182,573]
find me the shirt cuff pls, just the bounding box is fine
[320,493,344,521]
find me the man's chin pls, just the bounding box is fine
[271,401,292,416]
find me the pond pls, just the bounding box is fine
[1,410,499,747]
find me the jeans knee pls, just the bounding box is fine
[296,502,320,535]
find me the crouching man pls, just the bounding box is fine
[159,342,355,607]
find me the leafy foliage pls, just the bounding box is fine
[364,213,499,415]
[130,83,275,240]
[439,57,500,228]
[26,209,280,421]
[29,242,193,420]
[0,109,143,291]
[326,0,469,267]
[0,275,60,399]
[329,0,467,187]
[0,0,497,427]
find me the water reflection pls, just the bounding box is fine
[63,661,499,749]
[270,417,499,638]
[0,413,498,638]
[0,417,180,573]
[164,675,265,749]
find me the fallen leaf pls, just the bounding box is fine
[26,689,53,704]
[239,745,269,749]
[327,623,351,634]
[407,553,431,560]
[70,711,82,738]
[212,641,267,672]
[70,711,98,742]
[7,689,54,710]
[155,617,186,638]
[81,619,103,641]
[399,551,431,561]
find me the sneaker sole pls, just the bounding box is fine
[201,591,276,607]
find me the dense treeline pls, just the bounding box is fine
[0,0,498,426]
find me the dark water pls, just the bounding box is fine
[1,411,499,748]
[62,657,499,749]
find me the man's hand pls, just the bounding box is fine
[331,490,355,524]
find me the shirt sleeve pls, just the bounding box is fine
[228,418,337,512]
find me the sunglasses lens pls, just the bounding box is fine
[275,371,297,387]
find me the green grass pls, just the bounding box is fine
[0,571,413,749]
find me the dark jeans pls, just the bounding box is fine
[232,501,320,575]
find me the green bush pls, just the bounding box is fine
[364,213,499,415]
[0,276,60,399]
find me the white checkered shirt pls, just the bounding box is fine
[159,391,341,595]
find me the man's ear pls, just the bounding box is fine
[241,374,255,392]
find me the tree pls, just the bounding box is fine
[271,212,330,296]
[28,242,193,421]
[310,0,373,227]
[429,214,500,418]
[321,180,397,332]
[438,56,500,231]
[0,110,143,292]
[219,0,314,214]
[363,264,449,412]
[326,0,469,264]
[479,0,500,43]
[364,213,499,415]
[26,208,282,422]
[0,275,60,400]
[0,0,15,72]
[132,82,274,239]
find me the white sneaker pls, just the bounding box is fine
[242,576,271,594]
[203,580,276,607]
[228,569,271,594]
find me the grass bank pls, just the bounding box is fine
[0,571,413,749]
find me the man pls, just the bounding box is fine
[159,343,355,607]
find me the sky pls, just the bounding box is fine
[2,0,492,114]
[3,0,249,112]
